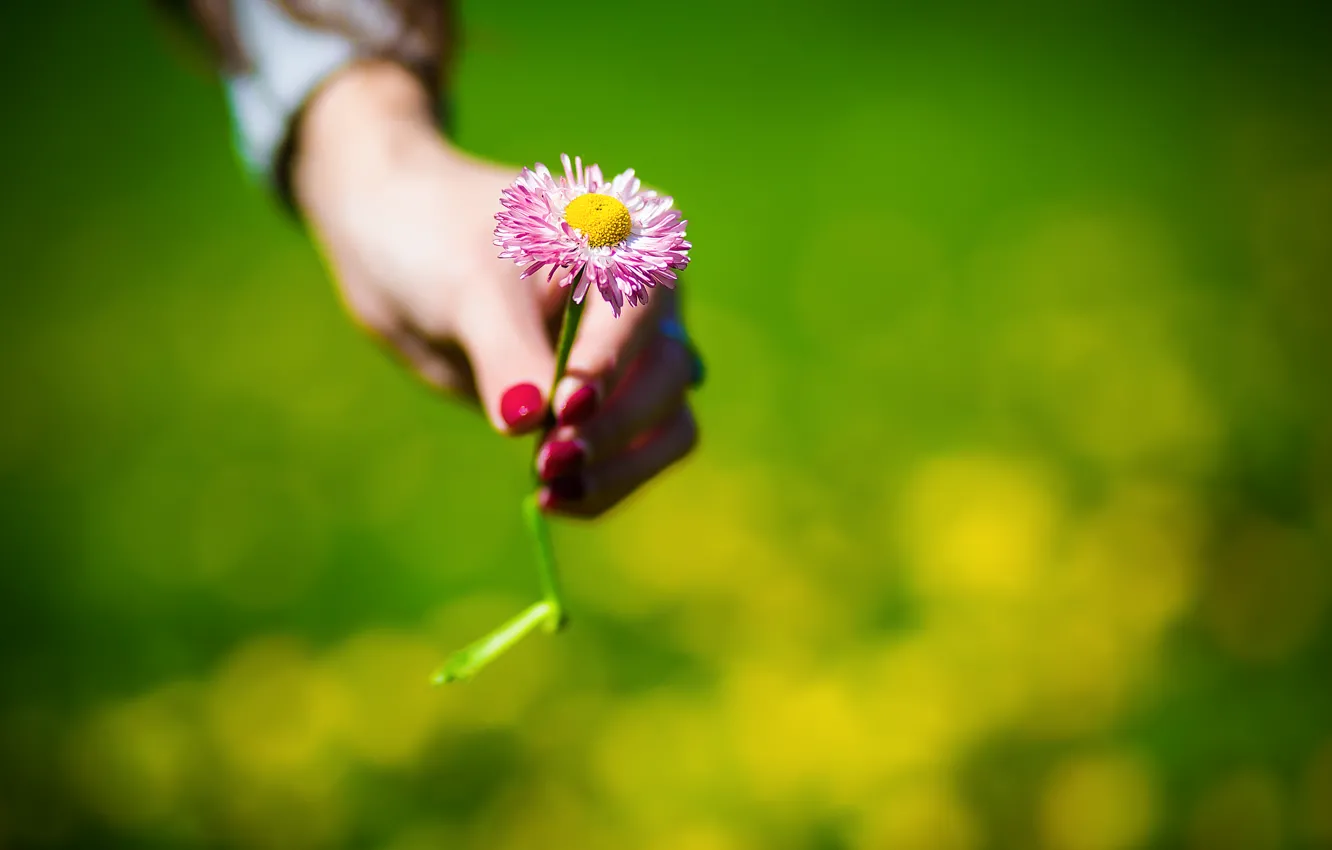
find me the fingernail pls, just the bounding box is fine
[538,440,586,481]
[547,474,586,502]
[500,383,544,431]
[558,384,599,426]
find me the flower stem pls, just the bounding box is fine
[525,492,567,631]
[431,600,554,684]
[526,279,587,630]
[550,290,587,399]
[432,280,587,685]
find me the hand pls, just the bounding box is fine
[293,62,698,517]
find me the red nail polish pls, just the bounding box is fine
[548,474,586,502]
[539,440,586,481]
[558,384,599,426]
[500,383,544,431]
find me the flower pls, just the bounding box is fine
[494,154,691,316]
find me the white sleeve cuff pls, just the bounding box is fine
[224,0,361,182]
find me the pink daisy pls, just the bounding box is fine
[494,154,691,317]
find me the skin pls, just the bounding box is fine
[293,61,698,517]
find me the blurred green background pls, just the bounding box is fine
[2,1,1332,848]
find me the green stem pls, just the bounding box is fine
[431,600,554,684]
[550,290,588,405]
[525,492,567,631]
[433,277,587,684]
[526,276,587,630]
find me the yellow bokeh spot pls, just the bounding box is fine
[1025,617,1134,738]
[1013,482,1205,738]
[214,767,347,850]
[323,630,442,768]
[860,644,974,776]
[898,454,1058,599]
[565,193,632,247]
[722,663,872,804]
[1062,483,1202,639]
[597,462,783,607]
[1040,752,1157,850]
[644,825,754,850]
[65,683,201,828]
[594,691,726,819]
[477,780,603,850]
[206,636,346,776]
[720,648,974,807]
[857,780,977,850]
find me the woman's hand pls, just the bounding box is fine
[292,61,697,517]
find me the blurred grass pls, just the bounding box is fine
[2,0,1331,848]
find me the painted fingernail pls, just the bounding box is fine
[548,474,586,502]
[558,384,599,426]
[500,383,544,431]
[538,440,586,481]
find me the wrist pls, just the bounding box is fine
[293,60,453,229]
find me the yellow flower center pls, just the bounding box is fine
[564,193,632,248]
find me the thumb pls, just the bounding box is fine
[456,287,556,436]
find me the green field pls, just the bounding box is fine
[2,1,1330,848]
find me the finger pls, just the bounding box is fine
[539,406,698,518]
[549,285,672,427]
[551,329,695,467]
[452,287,556,435]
